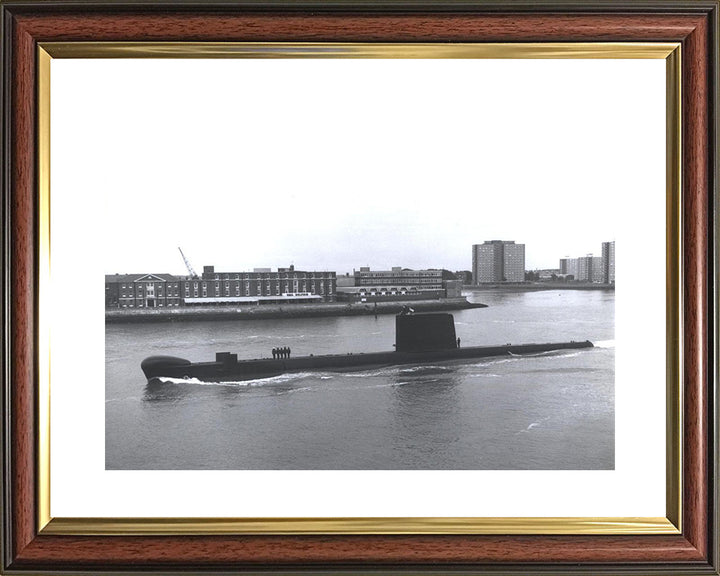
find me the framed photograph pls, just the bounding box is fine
[1,1,717,574]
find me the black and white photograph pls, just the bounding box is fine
[6,2,718,572]
[50,57,664,473]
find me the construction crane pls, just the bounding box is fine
[178,247,199,279]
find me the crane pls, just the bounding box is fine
[178,247,199,279]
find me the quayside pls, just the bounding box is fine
[141,313,593,383]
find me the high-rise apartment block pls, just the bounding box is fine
[559,240,615,284]
[601,241,615,284]
[559,258,578,277]
[472,240,525,284]
[575,255,604,282]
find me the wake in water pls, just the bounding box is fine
[148,363,458,396]
[156,371,326,388]
[508,350,582,360]
[470,348,581,365]
[340,364,456,379]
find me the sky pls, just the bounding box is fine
[50,58,665,275]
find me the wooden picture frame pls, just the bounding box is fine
[1,1,717,573]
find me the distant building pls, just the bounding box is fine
[455,270,473,285]
[602,241,615,284]
[559,241,614,284]
[473,242,502,283]
[575,255,603,282]
[336,266,460,302]
[472,240,525,283]
[336,273,357,288]
[536,269,560,280]
[503,243,525,282]
[559,258,576,277]
[592,256,604,282]
[576,256,591,282]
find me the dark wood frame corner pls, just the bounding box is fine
[1,1,717,574]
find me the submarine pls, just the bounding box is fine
[141,313,594,384]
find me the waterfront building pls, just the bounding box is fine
[559,258,577,277]
[592,256,604,283]
[503,242,526,282]
[575,255,603,282]
[105,273,182,309]
[336,267,461,303]
[190,264,336,304]
[576,256,604,282]
[105,265,337,308]
[560,241,614,284]
[568,259,577,278]
[602,241,616,284]
[472,240,526,283]
[473,242,502,284]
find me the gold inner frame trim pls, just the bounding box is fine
[43,516,677,536]
[665,45,683,532]
[36,41,682,536]
[41,41,679,59]
[37,46,52,535]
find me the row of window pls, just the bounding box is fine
[119,283,180,289]
[183,282,332,297]
[115,284,335,296]
[359,272,441,276]
[116,280,335,290]
[210,274,335,281]
[120,303,181,308]
[359,289,423,296]
[119,297,181,302]
[119,293,175,297]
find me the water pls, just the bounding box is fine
[106,289,614,470]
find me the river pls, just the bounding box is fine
[105,289,614,470]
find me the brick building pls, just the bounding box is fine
[187,265,336,304]
[105,274,181,309]
[105,265,337,308]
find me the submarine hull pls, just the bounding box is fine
[141,340,594,383]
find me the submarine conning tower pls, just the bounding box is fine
[395,313,457,353]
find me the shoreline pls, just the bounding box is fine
[463,283,615,292]
[105,297,486,324]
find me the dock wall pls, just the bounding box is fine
[106,297,486,324]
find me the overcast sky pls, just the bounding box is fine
[51,58,664,275]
